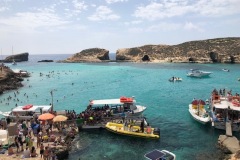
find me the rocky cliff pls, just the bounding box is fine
[0,65,24,94]
[63,48,109,62]
[116,37,240,63]
[2,52,29,62]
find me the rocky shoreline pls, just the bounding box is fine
[0,65,26,94]
[218,135,240,160]
[60,37,240,63]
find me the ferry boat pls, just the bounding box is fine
[188,99,210,124]
[0,104,52,120]
[88,96,146,116]
[209,90,240,131]
[105,122,160,139]
[187,69,212,78]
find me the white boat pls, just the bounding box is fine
[12,59,17,65]
[144,149,176,160]
[210,90,240,131]
[168,77,182,82]
[0,104,52,120]
[12,69,30,77]
[88,96,146,116]
[189,99,210,124]
[186,69,212,78]
[222,68,230,72]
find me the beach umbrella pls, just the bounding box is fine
[38,113,55,120]
[53,115,68,122]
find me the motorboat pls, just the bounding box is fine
[88,96,146,116]
[12,69,30,77]
[0,104,52,120]
[168,77,182,82]
[222,68,230,72]
[144,149,176,160]
[105,122,160,139]
[189,99,210,124]
[209,89,240,131]
[186,69,212,78]
[238,78,240,81]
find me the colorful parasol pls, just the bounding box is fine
[38,113,55,120]
[53,115,68,122]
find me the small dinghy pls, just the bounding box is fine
[222,68,230,72]
[168,77,182,82]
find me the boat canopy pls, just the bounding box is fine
[90,98,135,106]
[213,101,229,109]
[12,105,52,112]
[144,149,166,160]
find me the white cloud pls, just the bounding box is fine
[128,27,144,33]
[146,22,181,31]
[0,7,9,12]
[133,0,240,20]
[72,0,87,11]
[124,20,142,26]
[0,10,69,32]
[195,0,240,17]
[133,1,192,20]
[105,0,128,4]
[184,22,204,32]
[88,6,120,21]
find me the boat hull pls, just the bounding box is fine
[187,69,212,78]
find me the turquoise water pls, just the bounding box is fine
[1,54,240,160]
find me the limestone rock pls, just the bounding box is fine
[3,52,29,62]
[116,37,240,63]
[218,135,240,154]
[0,65,25,94]
[63,48,109,62]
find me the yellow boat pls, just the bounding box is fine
[105,122,160,139]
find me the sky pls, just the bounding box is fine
[0,0,240,55]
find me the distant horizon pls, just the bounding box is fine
[0,0,239,54]
[1,52,117,56]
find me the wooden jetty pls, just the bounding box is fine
[76,115,146,130]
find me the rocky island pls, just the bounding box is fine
[62,48,110,63]
[0,52,29,63]
[62,37,240,63]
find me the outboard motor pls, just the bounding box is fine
[153,128,160,136]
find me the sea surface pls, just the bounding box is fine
[1,54,240,160]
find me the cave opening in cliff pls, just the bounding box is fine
[230,55,235,63]
[209,52,218,62]
[142,55,150,61]
[188,57,195,62]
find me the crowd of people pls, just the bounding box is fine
[0,112,78,159]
